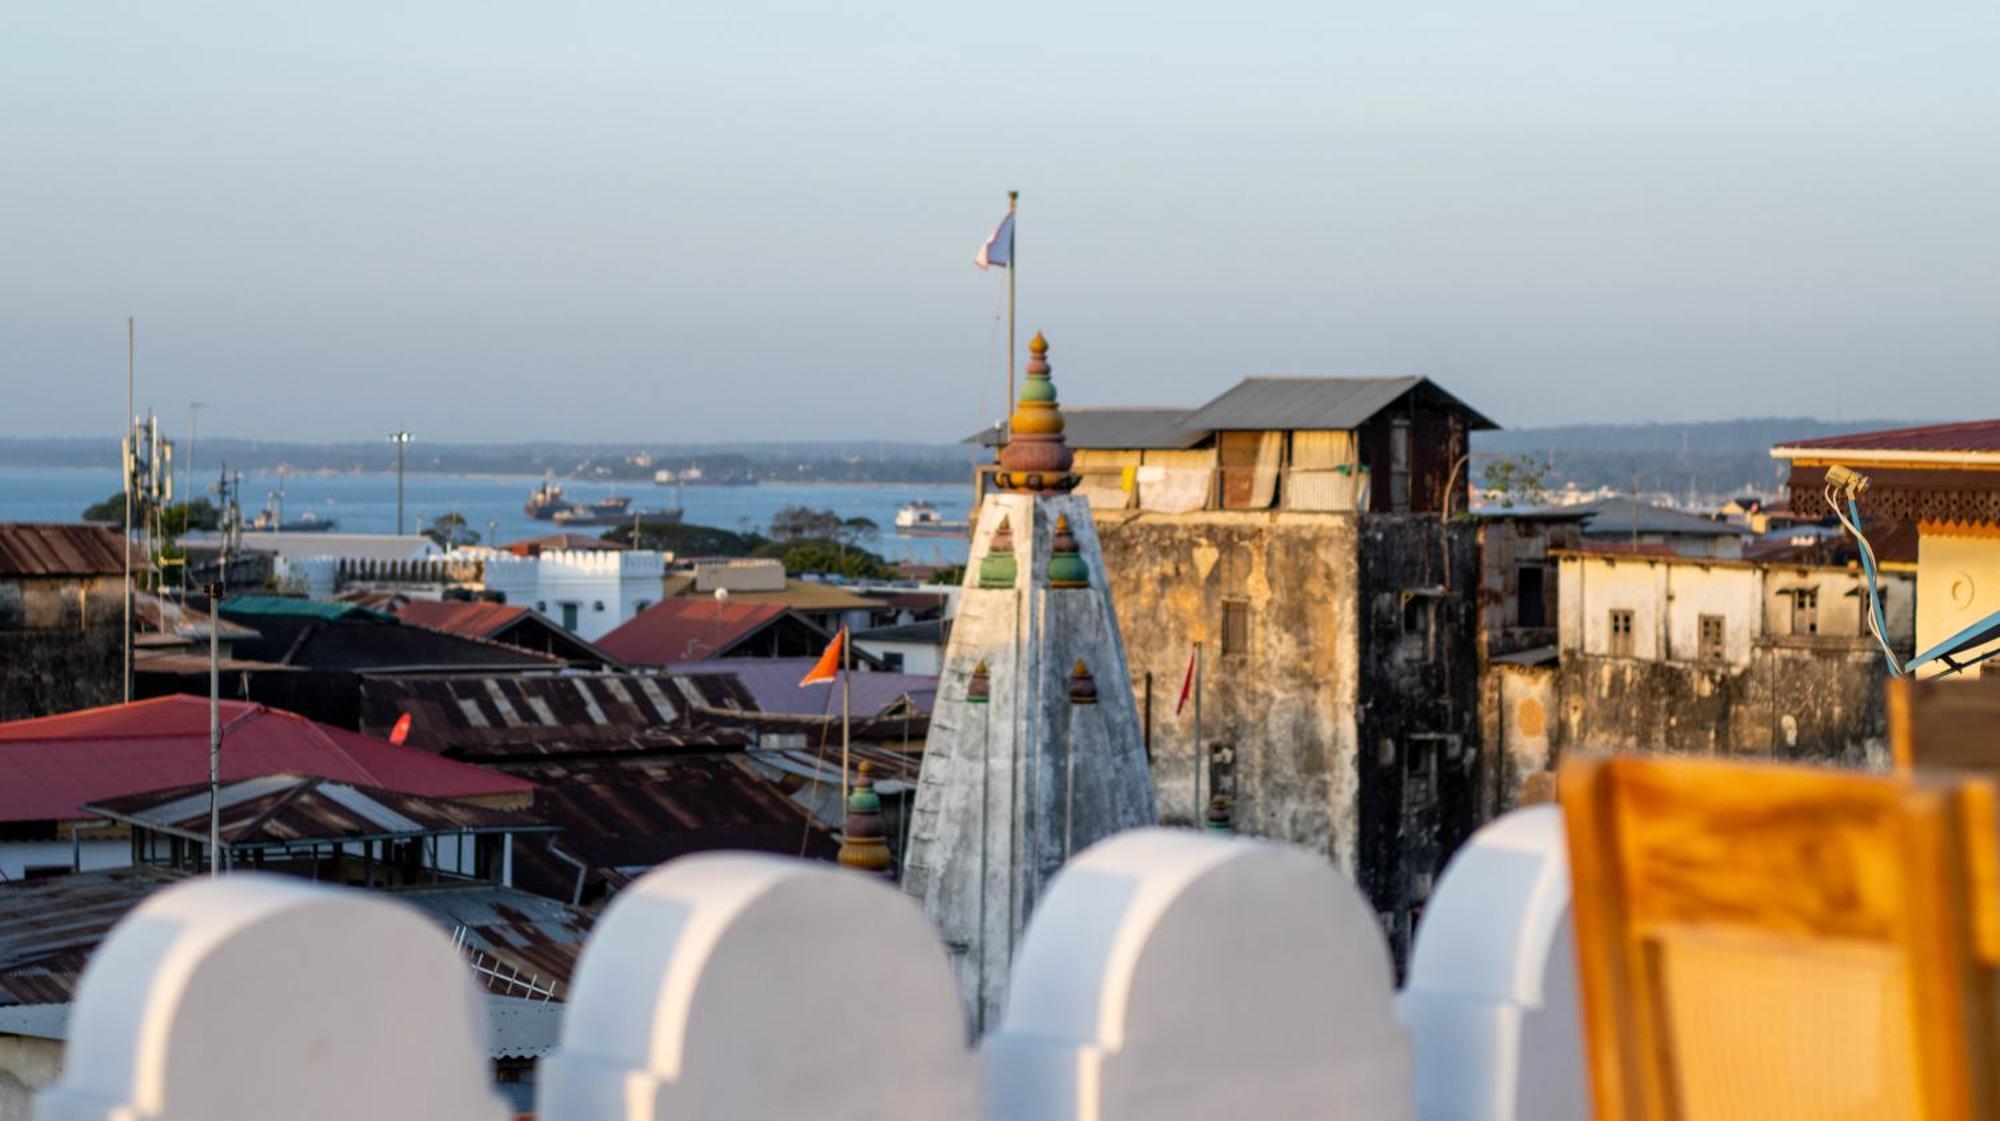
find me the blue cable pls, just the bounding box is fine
[1850,495,1901,677]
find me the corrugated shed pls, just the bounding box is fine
[0,524,132,578]
[357,674,755,760]
[0,695,533,822]
[1774,419,2000,456]
[84,774,554,846]
[1183,376,1498,432]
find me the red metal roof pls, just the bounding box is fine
[596,600,791,667]
[0,695,533,823]
[393,600,531,639]
[0,524,132,578]
[1776,419,2000,455]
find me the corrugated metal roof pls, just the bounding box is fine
[222,595,385,621]
[357,674,754,760]
[597,601,809,667]
[668,659,936,718]
[0,695,533,823]
[84,774,554,846]
[1183,376,1498,431]
[1062,407,1209,450]
[1566,498,1743,538]
[0,524,132,578]
[0,868,591,1006]
[1774,419,2000,456]
[394,600,529,638]
[133,593,262,642]
[500,756,838,892]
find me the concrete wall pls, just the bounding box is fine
[1916,528,2000,677]
[1096,510,1362,864]
[1554,553,1900,762]
[1096,510,1482,964]
[0,838,130,882]
[0,577,123,723]
[1479,662,1557,811]
[0,1034,63,1121]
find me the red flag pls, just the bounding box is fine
[799,628,847,686]
[388,712,413,746]
[1175,647,1197,715]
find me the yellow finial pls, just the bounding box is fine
[1029,331,1048,355]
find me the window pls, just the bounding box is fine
[879,651,905,671]
[1792,588,1819,636]
[1401,593,1437,662]
[1517,565,1547,628]
[1609,609,1635,657]
[1389,418,1412,513]
[559,602,580,630]
[1698,614,1725,663]
[1221,599,1251,657]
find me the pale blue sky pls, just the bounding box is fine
[4,2,1996,442]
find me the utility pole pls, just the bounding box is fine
[389,429,412,535]
[208,582,222,877]
[123,319,134,703]
[184,402,202,594]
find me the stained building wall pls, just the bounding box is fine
[1096,510,1483,962]
[0,576,123,723]
[1553,552,1906,765]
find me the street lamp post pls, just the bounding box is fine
[389,429,412,536]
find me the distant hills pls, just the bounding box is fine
[1472,418,1929,498]
[0,416,1934,497]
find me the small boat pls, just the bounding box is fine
[896,501,968,537]
[525,478,569,520]
[249,469,338,532]
[554,505,684,528]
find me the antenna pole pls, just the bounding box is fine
[208,583,222,876]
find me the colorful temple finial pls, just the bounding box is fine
[1067,658,1098,705]
[995,331,1079,494]
[1047,513,1090,589]
[978,515,1019,589]
[1204,795,1234,833]
[966,660,992,704]
[837,761,895,876]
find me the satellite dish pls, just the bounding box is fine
[389,712,414,746]
[715,587,731,604]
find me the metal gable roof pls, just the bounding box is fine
[1183,376,1498,431]
[1061,407,1209,450]
[0,524,132,578]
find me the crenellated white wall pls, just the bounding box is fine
[33,815,1576,1121]
[475,550,667,641]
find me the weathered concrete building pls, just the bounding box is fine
[1544,550,1914,766]
[0,525,131,723]
[1044,375,1495,957]
[906,335,1156,1028]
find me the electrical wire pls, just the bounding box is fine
[1826,484,1902,675]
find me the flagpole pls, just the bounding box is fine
[840,626,851,806]
[1007,189,1018,415]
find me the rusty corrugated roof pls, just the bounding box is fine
[0,524,133,578]
[1775,419,2000,456]
[357,674,756,760]
[84,774,555,847]
[0,867,592,1006]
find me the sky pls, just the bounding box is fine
[3,2,1997,443]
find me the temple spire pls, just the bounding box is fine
[995,332,1078,494]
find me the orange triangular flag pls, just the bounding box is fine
[799,627,846,686]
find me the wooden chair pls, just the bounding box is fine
[1890,674,2000,782]
[1562,754,2000,1121]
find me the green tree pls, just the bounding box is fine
[752,539,897,580]
[1480,455,1551,510]
[601,521,769,556]
[423,512,481,548]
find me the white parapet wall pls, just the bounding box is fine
[36,823,1589,1121]
[475,549,667,641]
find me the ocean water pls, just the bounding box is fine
[0,466,974,565]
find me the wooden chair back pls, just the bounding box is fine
[1890,674,2000,781]
[1562,754,2000,1121]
